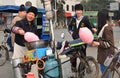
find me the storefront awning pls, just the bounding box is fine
[0,5,45,13]
[65,12,72,17]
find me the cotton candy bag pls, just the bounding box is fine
[24,32,39,42]
[79,27,94,44]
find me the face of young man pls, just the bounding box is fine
[26,12,36,22]
[19,11,27,18]
[75,10,83,18]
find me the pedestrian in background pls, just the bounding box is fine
[92,9,115,78]
[68,3,97,77]
[11,6,38,59]
[10,4,27,52]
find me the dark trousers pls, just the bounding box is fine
[70,44,87,68]
[7,36,13,52]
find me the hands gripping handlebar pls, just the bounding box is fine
[58,39,85,55]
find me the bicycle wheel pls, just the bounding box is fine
[101,63,120,78]
[78,56,99,78]
[0,45,8,66]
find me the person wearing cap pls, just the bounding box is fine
[68,3,97,77]
[10,4,27,52]
[11,6,38,59]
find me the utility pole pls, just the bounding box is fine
[54,0,57,27]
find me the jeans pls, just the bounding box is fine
[7,36,13,52]
[100,64,110,78]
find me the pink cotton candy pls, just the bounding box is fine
[24,32,40,42]
[79,27,94,44]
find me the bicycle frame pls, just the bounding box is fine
[1,29,11,46]
[0,29,11,61]
[58,40,99,78]
[101,51,120,78]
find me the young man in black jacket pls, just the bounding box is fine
[68,3,97,77]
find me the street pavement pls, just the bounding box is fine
[0,26,120,78]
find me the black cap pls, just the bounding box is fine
[75,4,83,11]
[27,6,38,17]
[19,4,26,11]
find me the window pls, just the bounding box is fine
[72,5,75,11]
[66,5,69,11]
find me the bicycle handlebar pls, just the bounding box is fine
[59,39,86,55]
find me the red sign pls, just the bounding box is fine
[65,12,72,17]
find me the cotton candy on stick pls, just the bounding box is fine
[24,32,39,42]
[79,27,94,44]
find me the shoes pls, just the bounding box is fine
[9,49,13,52]
[71,67,77,78]
[71,66,77,72]
[69,72,77,78]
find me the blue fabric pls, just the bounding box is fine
[40,35,51,41]
[35,48,47,58]
[0,5,45,13]
[7,36,13,52]
[100,64,110,78]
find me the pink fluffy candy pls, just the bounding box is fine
[24,32,40,42]
[79,27,94,44]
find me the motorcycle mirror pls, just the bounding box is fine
[61,32,65,39]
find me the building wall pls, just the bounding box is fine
[0,0,43,8]
[15,0,37,7]
[115,0,120,2]
[63,0,81,16]
[0,0,15,5]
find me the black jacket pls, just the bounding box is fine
[68,16,94,39]
[14,18,37,46]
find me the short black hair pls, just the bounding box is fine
[19,4,26,11]
[27,6,38,17]
[75,4,83,11]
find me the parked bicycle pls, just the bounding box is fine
[58,39,99,78]
[0,29,11,66]
[101,48,120,78]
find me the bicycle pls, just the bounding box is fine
[58,39,99,78]
[101,48,120,78]
[0,29,11,66]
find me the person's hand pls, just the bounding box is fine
[69,31,73,36]
[92,28,97,33]
[92,41,100,47]
[18,29,25,35]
